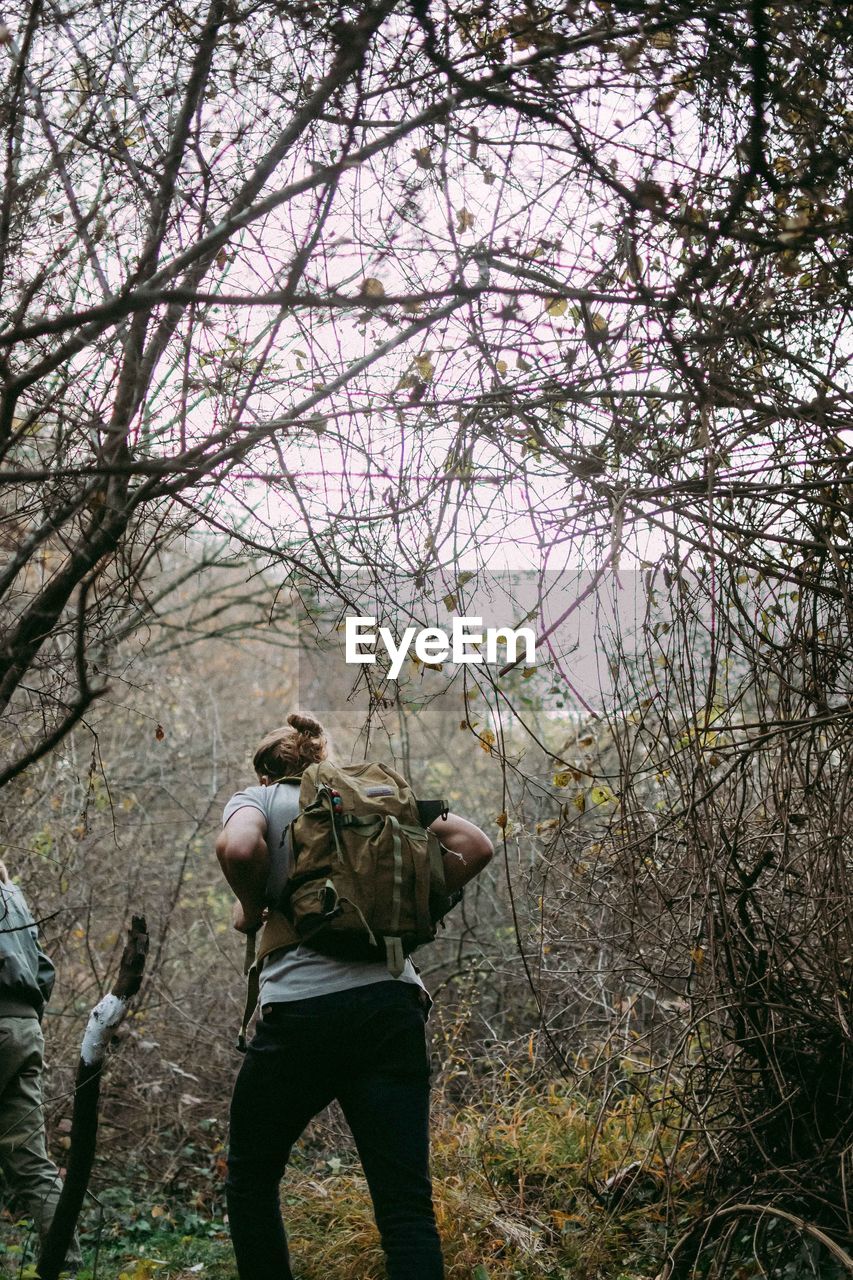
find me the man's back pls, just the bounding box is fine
[216,712,494,1280]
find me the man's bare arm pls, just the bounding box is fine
[428,812,494,893]
[216,807,269,933]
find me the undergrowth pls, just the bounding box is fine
[0,1072,699,1280]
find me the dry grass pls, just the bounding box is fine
[3,1055,698,1280]
[271,1069,698,1280]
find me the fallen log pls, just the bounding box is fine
[37,915,149,1280]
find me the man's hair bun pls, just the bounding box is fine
[286,712,323,737]
[253,714,329,779]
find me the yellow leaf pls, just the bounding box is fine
[413,354,435,382]
[653,90,678,115]
[546,297,567,317]
[572,792,586,813]
[362,277,385,298]
[691,945,705,970]
[496,359,507,375]
[553,771,570,788]
[456,207,475,233]
[510,13,535,49]
[779,213,809,244]
[590,311,608,332]
[495,812,508,828]
[590,783,616,806]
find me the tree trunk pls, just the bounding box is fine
[37,916,149,1280]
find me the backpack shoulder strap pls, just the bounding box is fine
[237,929,259,1053]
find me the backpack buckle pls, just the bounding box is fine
[384,936,405,977]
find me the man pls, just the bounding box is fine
[0,861,81,1272]
[216,712,493,1280]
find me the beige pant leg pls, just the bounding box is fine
[0,1017,82,1267]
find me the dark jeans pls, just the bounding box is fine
[226,980,444,1280]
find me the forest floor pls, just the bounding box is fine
[0,1077,698,1280]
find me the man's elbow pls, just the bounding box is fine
[472,833,494,871]
[450,833,494,891]
[216,829,258,869]
[456,830,493,879]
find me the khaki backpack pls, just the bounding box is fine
[237,762,453,1049]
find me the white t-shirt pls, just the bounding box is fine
[222,782,427,1004]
